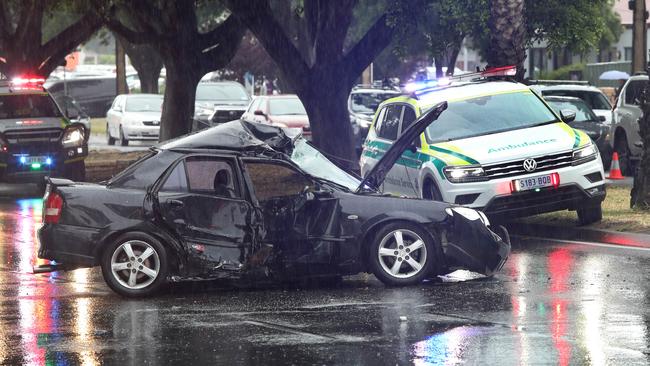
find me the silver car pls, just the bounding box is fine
[611,75,647,175]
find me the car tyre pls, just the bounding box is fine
[614,134,632,176]
[101,232,169,297]
[118,126,129,146]
[422,178,442,201]
[577,203,602,226]
[369,222,437,286]
[107,124,116,145]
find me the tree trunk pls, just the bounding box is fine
[159,63,201,141]
[120,36,163,94]
[115,37,128,95]
[298,81,357,172]
[487,0,526,80]
[139,69,160,94]
[446,46,462,74]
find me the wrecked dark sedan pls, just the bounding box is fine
[36,102,510,297]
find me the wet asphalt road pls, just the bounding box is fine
[0,192,649,365]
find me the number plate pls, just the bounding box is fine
[25,156,46,164]
[512,173,555,192]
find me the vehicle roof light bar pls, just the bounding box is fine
[0,75,46,91]
[408,65,518,97]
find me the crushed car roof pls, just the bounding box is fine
[158,119,294,154]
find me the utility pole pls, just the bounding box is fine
[631,0,648,73]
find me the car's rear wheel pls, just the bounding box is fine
[107,124,115,145]
[614,133,632,176]
[369,222,436,286]
[577,203,603,226]
[101,232,168,297]
[118,125,129,146]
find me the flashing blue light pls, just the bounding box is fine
[19,156,26,164]
[405,78,453,93]
[45,157,52,165]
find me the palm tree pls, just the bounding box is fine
[486,0,526,80]
[631,79,650,209]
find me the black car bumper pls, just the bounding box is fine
[0,144,87,183]
[444,215,510,276]
[37,223,99,267]
[481,183,606,220]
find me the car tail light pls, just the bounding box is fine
[43,191,63,224]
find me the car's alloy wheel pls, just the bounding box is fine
[369,222,436,286]
[101,233,168,297]
[378,229,427,278]
[110,240,160,289]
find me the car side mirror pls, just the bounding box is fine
[66,110,79,120]
[560,109,576,123]
[254,110,266,117]
[598,115,606,122]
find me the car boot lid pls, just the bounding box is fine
[357,101,447,193]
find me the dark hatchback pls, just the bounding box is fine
[544,95,612,167]
[37,103,510,297]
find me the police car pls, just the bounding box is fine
[360,66,606,225]
[0,76,88,188]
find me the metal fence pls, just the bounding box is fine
[584,61,632,87]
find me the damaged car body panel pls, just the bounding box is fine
[37,105,510,297]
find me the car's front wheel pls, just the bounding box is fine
[369,222,437,286]
[577,203,603,226]
[107,124,115,145]
[118,125,129,146]
[101,233,168,297]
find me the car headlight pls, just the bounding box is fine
[62,125,86,148]
[443,165,488,183]
[572,143,598,165]
[445,207,490,226]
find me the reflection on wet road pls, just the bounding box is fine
[0,197,649,365]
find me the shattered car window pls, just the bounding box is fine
[290,138,360,191]
[186,157,239,198]
[245,161,313,201]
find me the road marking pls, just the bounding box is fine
[514,235,650,253]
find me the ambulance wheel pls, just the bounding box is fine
[422,178,442,201]
[577,203,602,226]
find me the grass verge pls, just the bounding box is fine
[90,118,107,135]
[518,186,650,234]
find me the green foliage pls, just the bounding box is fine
[98,54,116,64]
[525,0,621,53]
[537,63,586,80]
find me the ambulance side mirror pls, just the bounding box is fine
[560,109,576,123]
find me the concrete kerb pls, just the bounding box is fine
[506,222,650,247]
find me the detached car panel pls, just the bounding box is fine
[37,113,510,297]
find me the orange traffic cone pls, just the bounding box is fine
[607,152,624,180]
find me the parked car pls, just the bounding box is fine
[534,83,613,124]
[610,74,647,175]
[36,108,510,297]
[0,78,88,185]
[241,95,311,139]
[349,85,401,153]
[193,81,250,130]
[361,66,606,225]
[46,76,117,118]
[543,96,612,168]
[106,94,163,146]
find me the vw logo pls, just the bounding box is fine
[523,158,537,172]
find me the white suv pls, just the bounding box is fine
[611,74,647,175]
[360,68,606,225]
